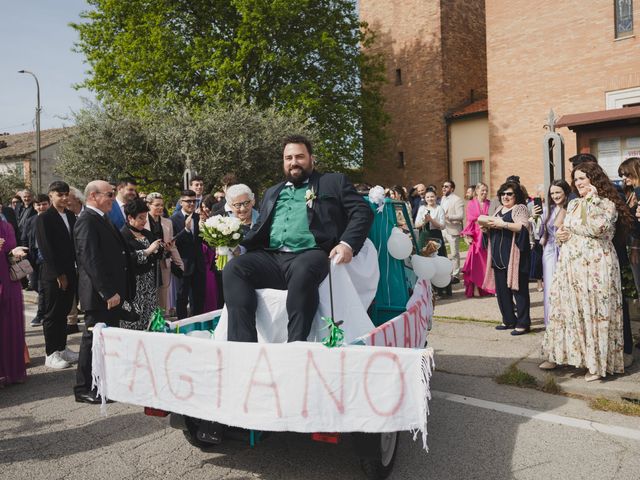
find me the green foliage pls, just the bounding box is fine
[0,166,26,205]
[495,363,538,389]
[55,102,315,199]
[71,0,388,171]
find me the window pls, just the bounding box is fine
[466,159,483,186]
[615,0,633,38]
[395,69,402,86]
[606,86,640,108]
[397,151,405,168]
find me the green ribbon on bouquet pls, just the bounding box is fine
[148,308,167,332]
[321,316,344,348]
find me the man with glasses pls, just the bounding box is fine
[73,180,135,403]
[440,180,465,282]
[171,190,205,319]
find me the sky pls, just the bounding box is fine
[0,0,94,134]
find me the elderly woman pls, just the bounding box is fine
[145,192,184,314]
[225,183,259,233]
[482,181,532,335]
[120,198,164,329]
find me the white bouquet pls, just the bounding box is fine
[199,215,244,269]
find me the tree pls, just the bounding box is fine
[55,102,315,198]
[0,166,25,205]
[71,0,387,172]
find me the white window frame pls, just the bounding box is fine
[606,86,640,109]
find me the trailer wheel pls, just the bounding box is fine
[354,432,399,480]
[182,417,219,451]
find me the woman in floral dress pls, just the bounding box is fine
[541,162,632,381]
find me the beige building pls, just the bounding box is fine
[447,99,490,193]
[0,128,71,191]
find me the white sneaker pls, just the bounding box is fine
[45,351,70,369]
[60,348,79,364]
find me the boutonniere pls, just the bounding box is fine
[305,187,317,208]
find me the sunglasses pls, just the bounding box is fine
[619,172,630,178]
[97,191,114,198]
[181,199,196,204]
[231,200,252,209]
[500,192,515,197]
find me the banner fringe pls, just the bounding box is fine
[91,323,109,416]
[410,348,434,452]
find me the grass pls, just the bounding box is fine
[445,238,469,255]
[433,315,499,325]
[589,397,640,417]
[496,363,538,389]
[540,375,562,394]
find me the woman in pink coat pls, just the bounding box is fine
[461,183,494,297]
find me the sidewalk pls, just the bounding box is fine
[430,252,640,402]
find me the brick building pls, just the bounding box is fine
[360,0,487,188]
[486,0,640,192]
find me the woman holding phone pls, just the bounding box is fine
[540,180,571,326]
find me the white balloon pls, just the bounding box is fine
[431,271,451,288]
[411,255,436,281]
[433,255,453,276]
[387,228,413,260]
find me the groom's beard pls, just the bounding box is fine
[285,167,312,187]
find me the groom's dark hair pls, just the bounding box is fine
[282,134,313,156]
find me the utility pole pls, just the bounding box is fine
[18,70,41,193]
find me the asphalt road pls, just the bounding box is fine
[2,303,640,480]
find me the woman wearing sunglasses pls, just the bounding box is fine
[481,180,532,335]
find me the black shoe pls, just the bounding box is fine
[75,391,114,404]
[495,324,516,330]
[66,324,80,335]
[510,328,530,336]
[30,317,43,327]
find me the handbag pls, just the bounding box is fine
[9,255,34,282]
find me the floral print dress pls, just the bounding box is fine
[542,196,624,377]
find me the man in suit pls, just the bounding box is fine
[223,134,373,343]
[22,193,50,327]
[440,179,465,281]
[174,175,207,214]
[18,189,36,234]
[66,186,85,334]
[36,182,78,369]
[171,190,205,319]
[106,178,137,230]
[73,180,135,403]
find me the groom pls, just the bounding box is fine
[223,134,373,342]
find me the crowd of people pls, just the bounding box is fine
[1,139,639,396]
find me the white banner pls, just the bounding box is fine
[91,328,434,450]
[356,280,433,348]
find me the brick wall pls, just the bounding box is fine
[360,0,487,188]
[486,0,640,193]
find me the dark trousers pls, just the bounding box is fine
[74,309,120,395]
[223,249,330,342]
[33,263,46,320]
[41,275,76,355]
[176,271,205,319]
[494,268,531,329]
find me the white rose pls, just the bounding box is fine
[232,232,240,240]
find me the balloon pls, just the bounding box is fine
[411,255,436,281]
[387,227,413,260]
[431,271,451,288]
[433,255,453,276]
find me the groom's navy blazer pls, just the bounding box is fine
[243,170,373,255]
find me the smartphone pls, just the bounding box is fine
[533,197,543,210]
